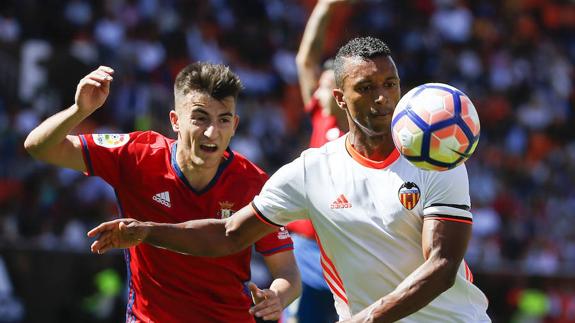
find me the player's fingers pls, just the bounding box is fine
[87,224,105,237]
[91,239,107,254]
[98,66,114,74]
[86,73,112,83]
[87,71,113,82]
[248,282,265,303]
[87,222,113,237]
[262,313,281,321]
[87,220,121,237]
[250,295,280,315]
[79,78,102,88]
[253,304,281,320]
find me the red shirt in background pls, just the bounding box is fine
[288,97,345,239]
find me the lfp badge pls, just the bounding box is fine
[93,134,129,148]
[218,201,235,219]
[398,182,420,210]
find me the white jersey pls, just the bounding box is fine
[252,135,490,322]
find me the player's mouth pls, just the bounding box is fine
[370,109,392,118]
[199,143,218,153]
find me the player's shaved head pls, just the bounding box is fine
[174,62,243,108]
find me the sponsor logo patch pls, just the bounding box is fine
[93,134,129,148]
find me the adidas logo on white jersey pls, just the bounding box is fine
[153,191,171,208]
[330,194,352,209]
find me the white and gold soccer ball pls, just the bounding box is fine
[391,83,480,171]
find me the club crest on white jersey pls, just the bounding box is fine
[398,182,420,210]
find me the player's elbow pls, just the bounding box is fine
[23,135,41,158]
[435,259,459,291]
[23,133,56,161]
[295,53,313,71]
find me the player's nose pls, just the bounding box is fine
[203,124,220,139]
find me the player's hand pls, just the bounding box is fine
[248,282,283,321]
[87,218,149,254]
[75,66,114,114]
[337,304,381,323]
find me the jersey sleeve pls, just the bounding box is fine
[255,227,294,256]
[79,133,133,188]
[422,164,472,223]
[252,156,308,227]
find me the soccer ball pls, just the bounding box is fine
[391,83,480,171]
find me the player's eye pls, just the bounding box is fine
[192,116,209,125]
[357,84,372,93]
[384,81,398,88]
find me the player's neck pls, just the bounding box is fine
[347,131,395,161]
[176,152,222,191]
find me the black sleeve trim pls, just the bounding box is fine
[427,203,470,211]
[251,202,283,227]
[423,214,473,223]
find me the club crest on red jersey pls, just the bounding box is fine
[398,182,420,210]
[218,201,235,219]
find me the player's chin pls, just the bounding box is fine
[368,123,391,136]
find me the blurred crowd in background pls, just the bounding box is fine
[0,0,573,322]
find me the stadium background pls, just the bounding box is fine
[0,0,573,322]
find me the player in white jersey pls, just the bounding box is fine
[252,135,489,321]
[88,37,491,322]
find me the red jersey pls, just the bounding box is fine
[79,131,293,323]
[306,96,345,149]
[289,97,345,238]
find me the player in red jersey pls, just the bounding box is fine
[296,0,348,150]
[24,63,301,322]
[291,1,350,321]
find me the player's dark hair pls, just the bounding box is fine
[174,62,243,101]
[334,37,393,87]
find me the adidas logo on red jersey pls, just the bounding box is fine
[153,191,171,208]
[330,194,352,209]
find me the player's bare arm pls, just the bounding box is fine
[88,204,277,256]
[341,219,472,323]
[296,0,351,105]
[248,250,302,320]
[24,66,114,171]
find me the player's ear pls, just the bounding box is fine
[232,115,240,136]
[333,88,346,110]
[169,109,179,132]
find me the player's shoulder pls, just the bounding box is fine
[300,135,346,164]
[128,130,172,147]
[228,150,268,180]
[398,156,469,186]
[121,131,173,158]
[128,130,172,145]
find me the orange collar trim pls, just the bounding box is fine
[345,137,400,169]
